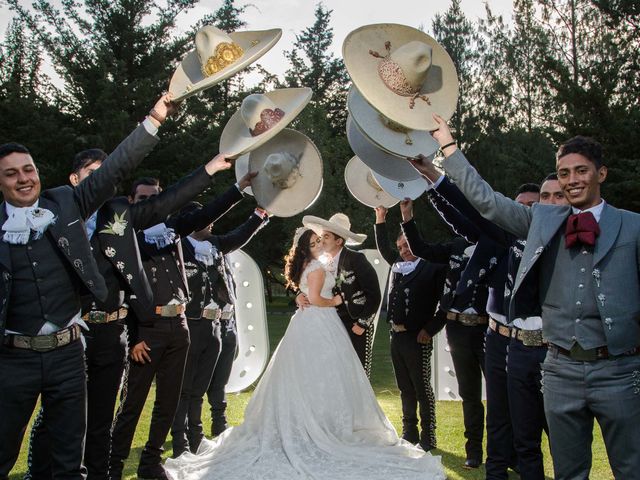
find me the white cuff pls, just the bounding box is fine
[142,117,159,136]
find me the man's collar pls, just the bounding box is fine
[332,247,344,265]
[572,199,605,223]
[5,199,39,215]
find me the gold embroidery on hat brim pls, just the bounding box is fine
[366,172,384,192]
[202,42,244,77]
[378,113,414,145]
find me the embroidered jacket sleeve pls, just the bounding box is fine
[212,212,268,255]
[374,222,398,266]
[400,219,460,264]
[427,187,481,244]
[74,124,159,219]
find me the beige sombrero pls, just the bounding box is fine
[234,154,253,196]
[169,26,282,101]
[371,170,428,200]
[343,23,458,131]
[344,156,398,208]
[348,85,439,159]
[220,87,312,158]
[303,213,366,246]
[240,128,323,218]
[346,115,421,182]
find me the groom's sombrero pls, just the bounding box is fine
[238,128,323,218]
[347,85,439,159]
[344,156,398,208]
[220,87,312,158]
[343,23,458,131]
[302,213,367,246]
[169,26,282,101]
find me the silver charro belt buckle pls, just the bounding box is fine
[30,334,59,352]
[202,308,220,321]
[88,311,109,323]
[521,329,544,347]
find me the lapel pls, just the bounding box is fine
[0,203,10,271]
[593,203,621,266]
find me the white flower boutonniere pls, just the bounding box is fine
[100,212,128,236]
[335,272,347,289]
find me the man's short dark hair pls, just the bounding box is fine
[0,143,30,161]
[514,183,540,198]
[543,172,558,182]
[130,177,161,198]
[556,136,604,168]
[71,148,107,175]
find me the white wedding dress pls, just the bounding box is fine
[165,260,445,479]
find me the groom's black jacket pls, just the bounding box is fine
[335,248,381,330]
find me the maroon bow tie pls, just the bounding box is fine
[565,211,600,249]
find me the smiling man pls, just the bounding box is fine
[427,114,640,480]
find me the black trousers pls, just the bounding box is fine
[343,321,374,378]
[445,320,486,462]
[26,322,127,480]
[171,318,221,455]
[206,320,236,435]
[390,330,437,447]
[0,340,86,480]
[507,337,548,480]
[109,317,189,475]
[485,327,517,479]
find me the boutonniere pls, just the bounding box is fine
[335,271,347,289]
[100,212,128,236]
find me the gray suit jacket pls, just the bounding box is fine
[442,149,640,354]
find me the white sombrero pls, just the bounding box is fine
[346,115,421,182]
[302,213,366,246]
[241,129,323,218]
[348,85,439,158]
[234,154,253,196]
[169,26,282,101]
[343,23,458,131]
[371,170,428,200]
[220,87,312,158]
[344,156,398,208]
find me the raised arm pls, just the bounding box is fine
[212,209,268,255]
[374,207,398,266]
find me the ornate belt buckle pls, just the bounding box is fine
[521,329,542,347]
[89,311,108,323]
[30,335,58,352]
[165,305,178,316]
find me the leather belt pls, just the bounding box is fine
[511,327,547,347]
[3,324,82,352]
[489,318,511,338]
[548,343,640,362]
[446,311,489,326]
[155,303,186,317]
[82,307,128,324]
[391,323,407,333]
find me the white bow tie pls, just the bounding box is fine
[143,223,176,248]
[2,206,55,244]
[189,238,218,266]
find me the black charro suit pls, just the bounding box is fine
[334,247,382,377]
[0,123,158,480]
[26,166,220,480]
[109,184,244,478]
[171,211,267,453]
[375,221,446,449]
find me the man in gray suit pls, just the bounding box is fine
[413,114,640,479]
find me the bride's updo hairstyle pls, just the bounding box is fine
[284,227,315,290]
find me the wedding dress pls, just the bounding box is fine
[165,260,445,479]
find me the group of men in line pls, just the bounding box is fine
[0,93,270,480]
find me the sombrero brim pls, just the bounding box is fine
[169,29,282,101]
[346,115,421,182]
[371,170,428,200]
[234,154,253,196]
[345,156,399,208]
[220,87,312,159]
[302,215,366,246]
[246,129,323,218]
[348,86,439,158]
[343,23,458,131]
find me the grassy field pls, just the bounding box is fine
[9,297,613,479]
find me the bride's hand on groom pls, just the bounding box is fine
[351,324,365,336]
[332,294,343,307]
[295,293,311,309]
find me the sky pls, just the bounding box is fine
[1,0,515,86]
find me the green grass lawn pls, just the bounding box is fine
[9,299,613,479]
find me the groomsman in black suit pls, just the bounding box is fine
[171,201,268,453]
[25,143,238,479]
[108,173,251,480]
[0,94,175,480]
[374,206,446,452]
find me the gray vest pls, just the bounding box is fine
[539,231,607,350]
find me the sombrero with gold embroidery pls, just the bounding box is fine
[344,156,398,208]
[169,26,282,101]
[220,87,312,158]
[343,23,458,131]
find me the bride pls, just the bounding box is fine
[165,227,445,479]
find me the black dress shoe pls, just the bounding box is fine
[137,464,174,480]
[463,458,482,469]
[418,441,435,452]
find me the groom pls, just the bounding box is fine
[302,213,381,376]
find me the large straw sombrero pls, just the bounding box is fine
[220,87,312,158]
[348,86,439,159]
[371,170,428,200]
[346,115,421,182]
[169,26,282,101]
[302,213,366,246]
[344,156,398,208]
[343,23,458,131]
[240,129,322,218]
[234,154,253,196]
